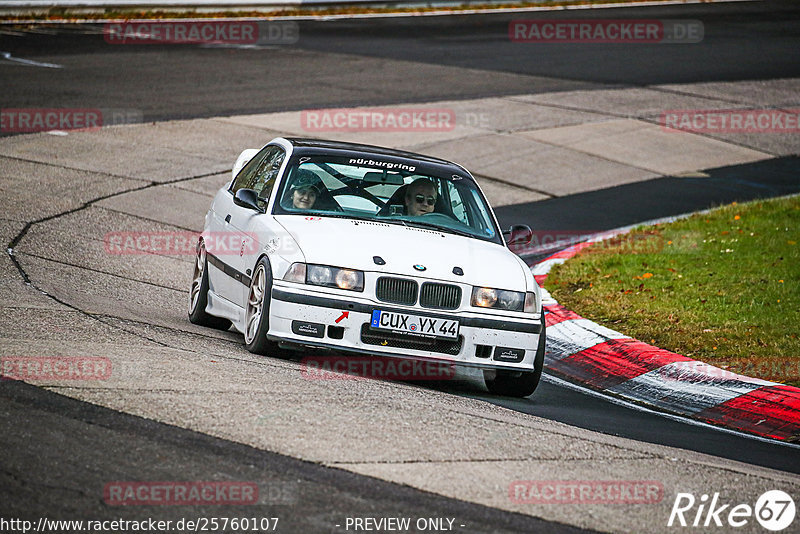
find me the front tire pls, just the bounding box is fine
[188,240,232,330]
[485,316,546,398]
[244,257,282,355]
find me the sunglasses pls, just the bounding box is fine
[414,194,436,206]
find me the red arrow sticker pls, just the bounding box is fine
[335,311,349,324]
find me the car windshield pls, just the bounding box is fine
[272,156,502,243]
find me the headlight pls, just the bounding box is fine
[334,269,362,290]
[472,287,498,308]
[284,263,364,292]
[499,290,524,310]
[471,287,527,312]
[307,264,335,286]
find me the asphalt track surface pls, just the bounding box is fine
[1,1,799,121]
[1,380,588,533]
[1,1,800,531]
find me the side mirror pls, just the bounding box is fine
[504,224,532,246]
[233,188,263,212]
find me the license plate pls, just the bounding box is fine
[370,310,459,339]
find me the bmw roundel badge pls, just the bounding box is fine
[413,264,426,271]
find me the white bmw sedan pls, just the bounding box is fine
[189,137,545,397]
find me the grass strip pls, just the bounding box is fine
[546,196,800,386]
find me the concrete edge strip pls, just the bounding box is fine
[530,214,800,443]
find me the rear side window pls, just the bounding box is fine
[230,145,285,206]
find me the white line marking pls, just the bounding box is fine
[542,373,800,449]
[0,52,62,69]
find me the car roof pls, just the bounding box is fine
[285,137,470,177]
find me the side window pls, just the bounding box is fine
[445,182,469,225]
[253,148,284,203]
[230,146,269,194]
[230,146,285,205]
[467,188,494,236]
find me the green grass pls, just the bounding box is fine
[546,196,800,386]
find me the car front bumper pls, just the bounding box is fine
[267,282,543,371]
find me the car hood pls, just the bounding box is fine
[274,215,528,289]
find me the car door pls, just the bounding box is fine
[226,145,286,305]
[205,145,281,306]
[204,185,242,306]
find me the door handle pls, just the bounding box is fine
[225,214,231,223]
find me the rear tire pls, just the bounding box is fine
[485,316,546,398]
[244,256,283,355]
[188,240,232,331]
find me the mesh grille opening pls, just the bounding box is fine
[360,324,462,355]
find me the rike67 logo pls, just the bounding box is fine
[668,490,795,531]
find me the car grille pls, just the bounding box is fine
[360,324,463,355]
[419,282,461,310]
[375,277,418,305]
